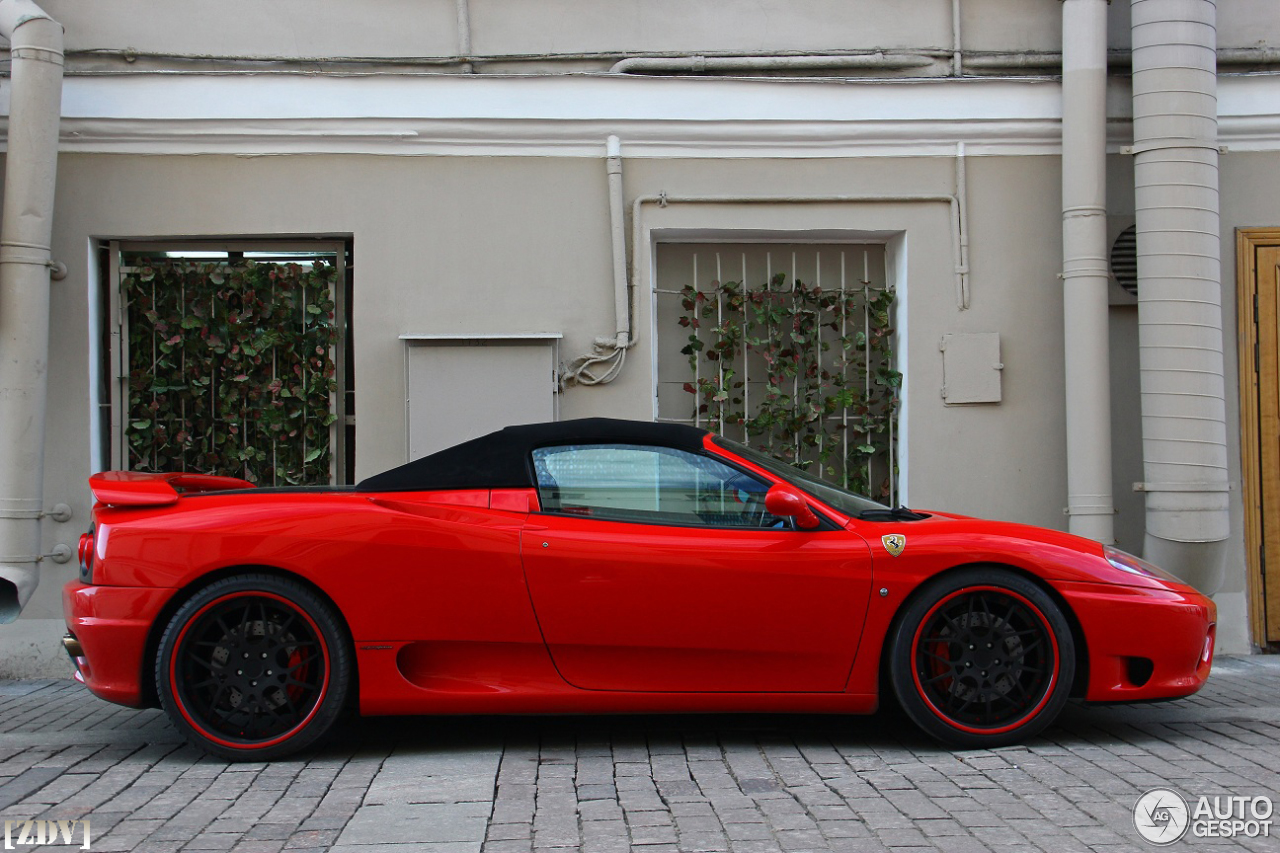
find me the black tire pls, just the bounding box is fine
[155,573,351,761]
[887,567,1075,749]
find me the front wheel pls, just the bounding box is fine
[156,574,351,761]
[888,568,1075,749]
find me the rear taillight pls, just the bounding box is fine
[78,526,94,584]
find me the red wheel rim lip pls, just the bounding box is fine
[169,590,331,751]
[909,585,1060,736]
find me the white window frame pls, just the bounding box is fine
[630,203,911,504]
[100,238,352,484]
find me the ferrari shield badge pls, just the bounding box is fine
[882,534,907,557]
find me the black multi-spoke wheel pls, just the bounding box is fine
[888,569,1075,748]
[157,575,351,761]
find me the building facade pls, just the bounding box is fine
[1,0,1279,673]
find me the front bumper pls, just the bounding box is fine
[1059,580,1216,703]
[62,581,177,708]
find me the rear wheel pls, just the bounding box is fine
[156,574,351,761]
[888,568,1075,748]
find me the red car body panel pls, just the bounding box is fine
[88,489,547,652]
[1055,581,1216,701]
[522,514,873,693]
[62,582,176,707]
[65,426,1217,728]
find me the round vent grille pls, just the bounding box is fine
[1110,225,1138,296]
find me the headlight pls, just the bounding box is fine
[1104,546,1188,585]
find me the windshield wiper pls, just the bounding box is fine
[857,506,930,522]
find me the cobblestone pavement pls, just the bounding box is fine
[1,656,1279,853]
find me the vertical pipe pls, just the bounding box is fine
[955,144,971,309]
[562,135,631,386]
[0,1,63,622]
[455,0,474,73]
[605,135,629,348]
[951,0,964,76]
[1061,0,1116,544]
[1132,0,1229,592]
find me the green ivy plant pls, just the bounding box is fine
[123,258,339,485]
[679,273,901,499]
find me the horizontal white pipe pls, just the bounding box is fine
[565,186,967,387]
[57,45,1280,73]
[966,46,1280,69]
[610,53,933,74]
[629,194,967,310]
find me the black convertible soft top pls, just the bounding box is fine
[357,418,710,492]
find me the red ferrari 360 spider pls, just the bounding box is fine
[63,418,1215,759]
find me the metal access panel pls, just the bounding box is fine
[940,333,1003,404]
[403,335,560,461]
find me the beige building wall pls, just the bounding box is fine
[3,0,1280,672]
[7,149,1075,672]
[7,138,1280,670]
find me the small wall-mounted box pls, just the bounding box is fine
[940,333,1003,404]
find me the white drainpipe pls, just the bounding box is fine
[0,0,63,622]
[1131,0,1229,593]
[1061,0,1115,543]
[561,135,634,387]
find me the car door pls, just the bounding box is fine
[520,442,874,693]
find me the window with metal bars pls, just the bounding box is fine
[655,243,900,503]
[101,240,354,485]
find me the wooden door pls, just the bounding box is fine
[1239,231,1280,645]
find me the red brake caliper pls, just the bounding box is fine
[286,647,308,704]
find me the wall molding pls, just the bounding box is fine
[1,71,1277,157]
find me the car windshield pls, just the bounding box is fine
[713,437,889,516]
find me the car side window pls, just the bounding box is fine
[532,443,785,529]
